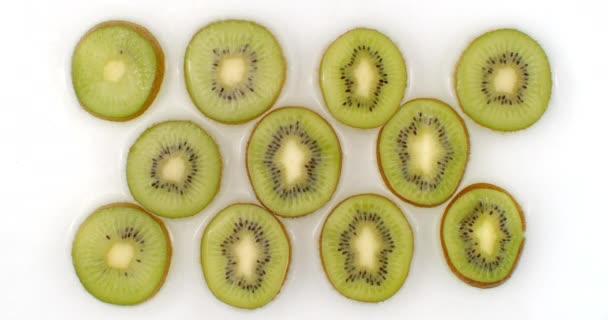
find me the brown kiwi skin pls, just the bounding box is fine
[71,21,165,122]
[318,193,414,302]
[440,183,526,288]
[453,29,552,132]
[318,27,407,129]
[376,98,470,208]
[184,20,286,125]
[72,202,172,305]
[126,120,223,219]
[200,203,291,309]
[245,106,343,218]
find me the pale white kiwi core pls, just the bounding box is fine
[106,242,135,269]
[353,58,376,98]
[234,233,259,279]
[278,138,307,185]
[103,60,126,82]
[219,56,247,87]
[353,225,380,270]
[160,156,186,183]
[408,131,442,176]
[493,66,517,94]
[474,218,498,256]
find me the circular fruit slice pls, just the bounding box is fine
[127,120,222,218]
[441,183,526,288]
[184,20,286,123]
[320,194,413,302]
[72,21,164,121]
[246,107,342,217]
[71,203,171,305]
[201,204,290,309]
[378,98,469,207]
[319,28,407,128]
[455,29,552,131]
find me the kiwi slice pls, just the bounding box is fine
[184,20,286,124]
[246,107,341,217]
[377,98,469,207]
[72,21,164,121]
[72,203,171,305]
[127,120,221,218]
[455,29,552,131]
[201,203,290,309]
[319,28,407,128]
[441,183,526,288]
[320,194,413,302]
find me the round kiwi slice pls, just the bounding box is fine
[319,28,407,128]
[377,98,469,207]
[184,20,286,124]
[72,203,171,305]
[127,120,222,218]
[455,29,552,131]
[441,183,526,288]
[72,21,164,121]
[246,107,342,217]
[320,194,413,302]
[201,203,290,309]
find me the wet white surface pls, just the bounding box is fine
[1,0,607,319]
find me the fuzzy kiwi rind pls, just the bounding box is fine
[440,183,526,288]
[318,27,407,129]
[453,28,552,132]
[319,193,414,302]
[200,203,291,309]
[71,202,172,305]
[71,20,165,122]
[184,20,286,124]
[376,98,470,207]
[245,106,343,218]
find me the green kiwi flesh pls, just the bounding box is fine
[320,194,413,302]
[71,203,171,305]
[201,204,290,309]
[319,28,407,128]
[127,120,222,218]
[72,21,164,121]
[246,107,341,217]
[455,29,552,131]
[441,183,526,288]
[378,98,469,207]
[185,20,286,123]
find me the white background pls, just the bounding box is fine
[1,0,606,319]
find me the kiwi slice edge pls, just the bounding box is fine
[440,183,526,288]
[72,20,165,121]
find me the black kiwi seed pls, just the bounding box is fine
[149,141,199,194]
[263,121,321,199]
[220,218,272,293]
[338,210,395,285]
[396,112,454,191]
[210,45,258,101]
[340,46,388,111]
[481,51,529,105]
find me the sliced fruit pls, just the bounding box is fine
[72,203,171,305]
[72,21,164,121]
[246,107,341,217]
[319,28,407,128]
[201,203,290,309]
[455,29,552,131]
[184,20,286,123]
[127,120,221,218]
[441,183,526,288]
[377,98,469,207]
[320,194,413,302]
